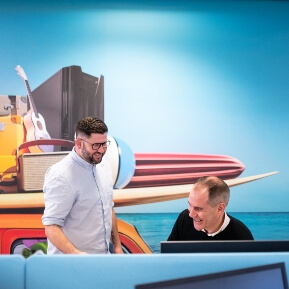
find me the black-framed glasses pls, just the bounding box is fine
[80,138,111,150]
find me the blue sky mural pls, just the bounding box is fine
[0,0,288,213]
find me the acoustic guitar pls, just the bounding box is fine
[15,65,53,153]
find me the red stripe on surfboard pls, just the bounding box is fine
[125,153,245,188]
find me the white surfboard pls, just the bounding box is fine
[0,171,278,209]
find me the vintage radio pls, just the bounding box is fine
[17,151,69,192]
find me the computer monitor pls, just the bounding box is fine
[160,240,289,254]
[135,262,289,289]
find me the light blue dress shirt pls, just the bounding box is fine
[42,148,114,254]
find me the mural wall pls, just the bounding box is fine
[0,0,288,253]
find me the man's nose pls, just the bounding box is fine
[188,209,196,218]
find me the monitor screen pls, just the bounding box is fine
[160,240,289,254]
[135,262,289,289]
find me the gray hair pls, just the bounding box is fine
[194,176,230,207]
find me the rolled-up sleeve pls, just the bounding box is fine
[42,168,75,227]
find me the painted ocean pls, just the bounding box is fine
[116,212,289,253]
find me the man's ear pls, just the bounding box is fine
[75,138,82,149]
[218,202,226,213]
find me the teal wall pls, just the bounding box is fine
[0,0,288,212]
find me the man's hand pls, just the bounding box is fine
[113,244,124,254]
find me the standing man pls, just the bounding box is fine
[168,176,254,241]
[42,117,123,254]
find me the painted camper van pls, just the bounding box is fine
[0,94,152,255]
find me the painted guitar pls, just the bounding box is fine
[15,65,53,153]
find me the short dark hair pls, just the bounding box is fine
[75,117,108,138]
[194,176,230,207]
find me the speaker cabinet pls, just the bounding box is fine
[32,65,104,141]
[17,152,69,192]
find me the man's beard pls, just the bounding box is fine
[82,147,104,164]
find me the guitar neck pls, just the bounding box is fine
[24,79,39,118]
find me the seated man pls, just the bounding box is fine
[168,176,253,241]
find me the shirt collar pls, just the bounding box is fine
[202,212,230,237]
[71,147,95,169]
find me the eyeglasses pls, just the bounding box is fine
[80,138,110,150]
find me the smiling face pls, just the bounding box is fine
[188,184,226,234]
[75,132,108,164]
